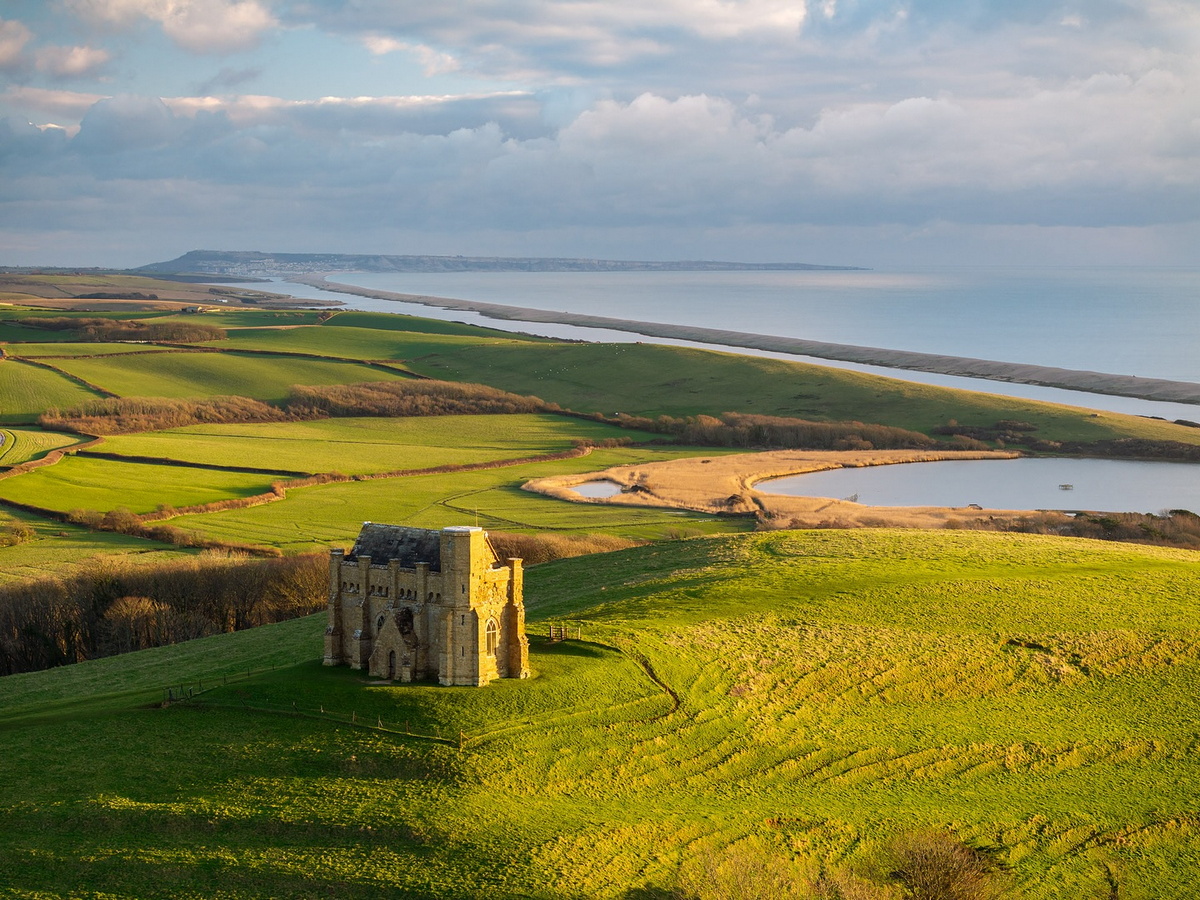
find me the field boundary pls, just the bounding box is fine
[171,345,425,379]
[9,357,118,398]
[73,449,311,477]
[0,433,104,481]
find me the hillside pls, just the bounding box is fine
[137,250,863,276]
[2,530,1199,898]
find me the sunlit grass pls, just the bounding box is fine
[95,414,646,475]
[0,358,103,423]
[0,427,86,466]
[2,530,1199,898]
[0,455,278,514]
[167,446,748,551]
[48,351,410,402]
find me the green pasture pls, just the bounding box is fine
[0,358,103,423]
[322,309,543,339]
[0,320,54,341]
[0,427,85,466]
[2,530,1200,898]
[0,507,188,583]
[169,446,745,552]
[96,414,651,475]
[218,324,519,361]
[148,309,326,328]
[0,456,279,515]
[410,339,1200,445]
[47,351,410,402]
[3,342,167,357]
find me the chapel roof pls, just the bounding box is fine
[347,523,442,571]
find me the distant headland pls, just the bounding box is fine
[137,249,865,277]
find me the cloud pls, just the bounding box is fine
[10,74,1188,239]
[71,94,179,155]
[6,0,1200,265]
[66,0,277,53]
[34,44,113,78]
[360,35,460,76]
[0,18,33,69]
[160,90,547,138]
[1,86,111,121]
[289,0,809,81]
[193,65,262,95]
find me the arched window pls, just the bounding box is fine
[486,619,499,656]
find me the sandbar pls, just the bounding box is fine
[296,275,1200,406]
[523,448,1030,529]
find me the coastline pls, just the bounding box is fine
[522,448,1028,529]
[296,275,1200,407]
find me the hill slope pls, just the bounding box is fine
[1,529,1198,898]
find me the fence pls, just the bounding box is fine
[547,623,584,642]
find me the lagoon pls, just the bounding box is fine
[760,457,1200,514]
[571,480,624,499]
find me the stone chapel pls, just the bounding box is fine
[323,524,530,686]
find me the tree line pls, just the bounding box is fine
[14,316,225,344]
[39,380,563,434]
[0,553,326,675]
[612,411,942,451]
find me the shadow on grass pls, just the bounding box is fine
[529,638,609,660]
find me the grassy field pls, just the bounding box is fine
[48,351,411,402]
[0,507,190,583]
[0,455,280,515]
[1,529,1198,898]
[321,309,547,339]
[3,342,169,357]
[409,340,1200,445]
[96,414,652,475]
[168,446,748,552]
[0,427,87,466]
[0,358,104,423]
[150,309,327,328]
[218,324,525,362]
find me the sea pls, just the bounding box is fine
[276,266,1200,421]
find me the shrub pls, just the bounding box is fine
[883,831,1005,900]
[40,395,292,434]
[0,521,36,547]
[486,531,643,566]
[14,316,225,343]
[284,380,561,418]
[613,412,937,451]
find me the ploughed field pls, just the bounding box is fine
[1,530,1199,898]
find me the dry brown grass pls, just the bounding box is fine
[487,530,644,566]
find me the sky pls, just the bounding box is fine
[0,0,1198,268]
